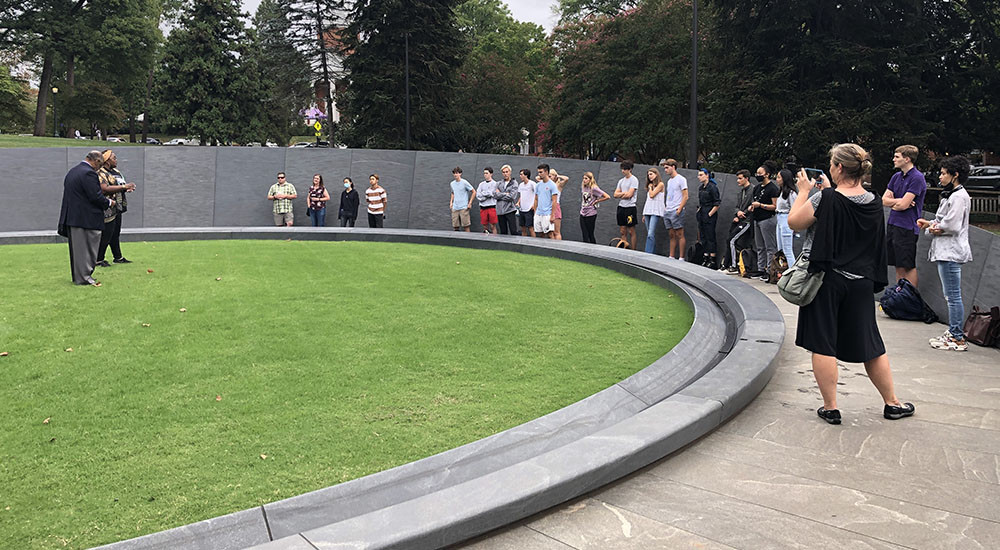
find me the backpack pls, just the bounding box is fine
[767,251,789,284]
[687,241,704,264]
[737,248,757,278]
[879,278,938,324]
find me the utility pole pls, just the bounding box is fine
[405,32,411,150]
[689,0,698,169]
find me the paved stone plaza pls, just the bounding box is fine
[462,277,1000,550]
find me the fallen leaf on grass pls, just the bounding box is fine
[455,261,461,265]
[0,351,8,357]
[141,323,150,327]
[49,438,56,443]
[4,506,9,511]
[179,308,187,313]
[215,277,222,281]
[260,454,267,460]
[42,417,50,424]
[216,395,222,401]
[147,269,154,273]
[65,348,73,352]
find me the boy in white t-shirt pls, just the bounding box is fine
[613,160,639,249]
[661,158,689,260]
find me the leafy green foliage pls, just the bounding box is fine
[545,0,699,163]
[154,0,264,144]
[336,0,467,150]
[0,64,32,131]
[62,80,125,135]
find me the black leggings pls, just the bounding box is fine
[580,214,597,244]
[98,215,122,261]
[497,211,518,235]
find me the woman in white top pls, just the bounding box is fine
[775,168,798,263]
[642,167,666,254]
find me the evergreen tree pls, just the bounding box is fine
[154,0,258,144]
[282,0,347,138]
[0,64,32,132]
[337,0,467,150]
[252,0,314,145]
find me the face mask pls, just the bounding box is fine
[344,183,350,188]
[754,175,765,183]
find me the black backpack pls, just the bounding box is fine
[738,248,757,278]
[879,278,938,324]
[687,242,704,264]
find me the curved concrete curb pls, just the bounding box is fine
[1,228,784,550]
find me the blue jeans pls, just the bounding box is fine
[776,212,795,262]
[937,261,964,339]
[309,208,326,227]
[644,214,662,253]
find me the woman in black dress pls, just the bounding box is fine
[787,143,914,425]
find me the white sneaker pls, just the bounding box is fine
[928,330,951,346]
[930,334,969,351]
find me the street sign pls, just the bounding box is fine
[314,132,322,137]
[313,122,322,131]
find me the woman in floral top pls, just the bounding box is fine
[307,174,330,226]
[579,171,609,244]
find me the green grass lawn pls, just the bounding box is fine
[0,135,148,148]
[0,240,692,549]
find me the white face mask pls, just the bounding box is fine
[344,183,350,188]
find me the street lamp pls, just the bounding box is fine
[51,87,59,138]
[689,0,698,169]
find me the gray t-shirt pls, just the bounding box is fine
[616,175,639,208]
[665,175,688,210]
[800,190,876,279]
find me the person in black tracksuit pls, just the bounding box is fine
[721,169,756,272]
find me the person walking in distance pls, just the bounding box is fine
[365,174,387,228]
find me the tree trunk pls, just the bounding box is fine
[142,62,154,143]
[32,52,53,136]
[65,55,77,139]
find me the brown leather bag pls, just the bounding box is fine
[963,306,1000,347]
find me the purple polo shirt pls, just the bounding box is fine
[887,167,926,234]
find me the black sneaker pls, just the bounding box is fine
[883,402,915,420]
[96,260,111,267]
[113,257,132,264]
[817,407,841,425]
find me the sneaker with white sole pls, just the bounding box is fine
[930,334,969,351]
[928,330,951,346]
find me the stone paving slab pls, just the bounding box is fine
[462,276,1000,550]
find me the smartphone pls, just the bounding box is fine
[803,168,825,182]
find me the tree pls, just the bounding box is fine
[282,0,347,139]
[450,0,553,152]
[62,80,125,135]
[0,64,32,132]
[545,0,699,163]
[336,0,467,150]
[154,0,261,144]
[556,0,638,23]
[252,0,314,145]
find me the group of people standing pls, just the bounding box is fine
[268,172,384,228]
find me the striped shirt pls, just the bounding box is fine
[366,185,387,215]
[268,182,297,214]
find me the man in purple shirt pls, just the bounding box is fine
[882,144,926,287]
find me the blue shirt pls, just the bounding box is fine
[450,179,474,211]
[535,179,558,215]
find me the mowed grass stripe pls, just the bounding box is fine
[0,240,692,549]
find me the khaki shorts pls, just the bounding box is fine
[274,211,294,226]
[451,208,471,228]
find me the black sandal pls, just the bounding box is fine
[817,407,841,425]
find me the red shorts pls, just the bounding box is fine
[480,206,498,225]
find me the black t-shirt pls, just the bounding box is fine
[752,182,779,221]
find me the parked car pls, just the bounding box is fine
[967,166,1000,191]
[164,138,186,146]
[145,137,161,145]
[265,141,278,148]
[107,136,124,143]
[306,141,330,148]
[289,142,312,148]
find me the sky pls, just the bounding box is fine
[240,0,560,32]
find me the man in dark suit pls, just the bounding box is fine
[57,151,115,286]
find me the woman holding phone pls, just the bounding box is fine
[788,143,914,425]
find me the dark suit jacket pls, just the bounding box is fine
[57,161,111,235]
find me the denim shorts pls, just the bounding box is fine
[663,208,684,229]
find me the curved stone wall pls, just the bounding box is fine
[2,146,997,327]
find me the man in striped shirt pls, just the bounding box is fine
[267,172,297,226]
[366,174,387,228]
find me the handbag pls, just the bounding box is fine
[777,255,825,306]
[963,306,1000,347]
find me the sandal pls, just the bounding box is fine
[817,407,841,425]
